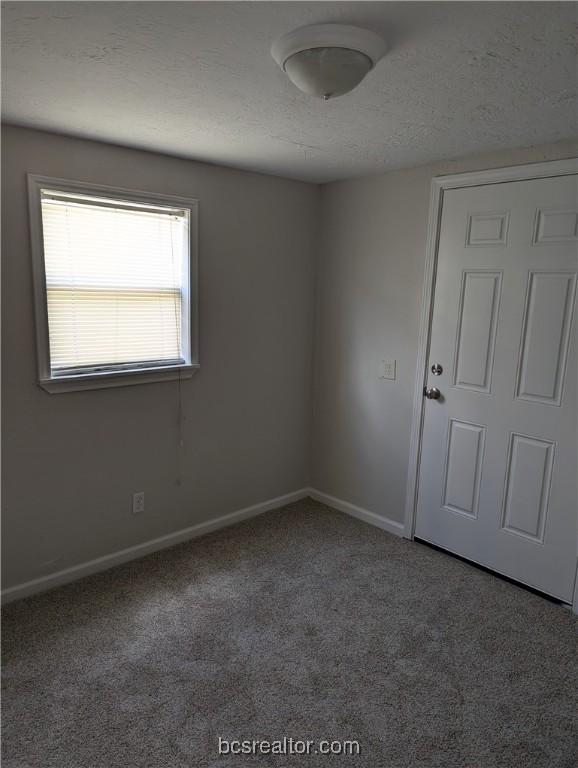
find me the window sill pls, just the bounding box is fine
[39,363,200,393]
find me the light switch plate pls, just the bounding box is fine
[132,491,145,514]
[379,359,396,380]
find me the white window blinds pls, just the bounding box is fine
[40,190,190,375]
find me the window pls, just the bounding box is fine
[28,176,199,392]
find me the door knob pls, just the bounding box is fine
[424,386,441,400]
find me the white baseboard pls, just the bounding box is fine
[307,488,405,538]
[1,488,309,605]
[2,487,403,605]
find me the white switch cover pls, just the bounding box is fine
[379,359,396,380]
[132,491,145,514]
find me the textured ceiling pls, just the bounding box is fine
[2,2,577,183]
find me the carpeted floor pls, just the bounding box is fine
[2,498,577,768]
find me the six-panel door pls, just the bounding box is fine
[415,174,578,602]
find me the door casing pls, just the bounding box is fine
[403,157,578,612]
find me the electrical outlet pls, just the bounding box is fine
[378,359,396,380]
[132,491,145,515]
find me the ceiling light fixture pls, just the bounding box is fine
[271,23,386,101]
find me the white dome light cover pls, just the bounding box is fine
[283,47,373,100]
[271,24,386,70]
[271,24,386,99]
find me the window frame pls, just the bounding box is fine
[27,174,199,393]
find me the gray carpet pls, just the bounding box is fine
[2,498,577,768]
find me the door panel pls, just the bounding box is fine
[442,419,486,518]
[515,271,577,405]
[453,271,502,392]
[500,433,554,543]
[415,174,578,602]
[534,208,578,243]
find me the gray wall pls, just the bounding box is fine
[2,126,320,588]
[4,126,577,591]
[311,139,578,525]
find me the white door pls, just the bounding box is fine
[415,173,578,602]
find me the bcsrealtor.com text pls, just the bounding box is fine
[218,737,361,757]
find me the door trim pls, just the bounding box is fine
[403,158,578,609]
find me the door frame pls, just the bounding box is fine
[403,157,578,610]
